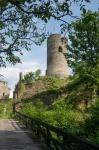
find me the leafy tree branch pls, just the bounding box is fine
[0,0,91,66]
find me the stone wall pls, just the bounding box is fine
[14,76,67,100]
[0,81,10,100]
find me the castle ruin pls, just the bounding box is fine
[14,34,69,99]
[46,34,68,78]
[0,80,10,100]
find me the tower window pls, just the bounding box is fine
[58,46,63,52]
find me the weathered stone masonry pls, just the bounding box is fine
[14,34,69,100]
[0,80,10,100]
[46,34,68,78]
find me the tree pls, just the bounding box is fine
[67,11,99,104]
[0,0,91,66]
[24,72,35,83]
[35,69,41,80]
[24,69,41,83]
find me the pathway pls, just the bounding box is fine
[0,119,49,150]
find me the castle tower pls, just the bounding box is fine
[46,34,68,78]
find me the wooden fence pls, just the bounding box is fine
[15,111,99,150]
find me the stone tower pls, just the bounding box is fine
[46,34,68,78]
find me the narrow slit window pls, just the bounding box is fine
[58,46,63,52]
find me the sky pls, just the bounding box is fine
[0,0,98,98]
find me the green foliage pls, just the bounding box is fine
[21,100,47,118]
[51,99,86,133]
[23,69,41,83]
[0,100,14,118]
[19,94,99,144]
[68,11,99,91]
[0,0,91,66]
[0,103,5,117]
[67,11,99,106]
[41,76,66,89]
[35,69,41,79]
[83,100,99,144]
[20,99,88,134]
[24,72,35,83]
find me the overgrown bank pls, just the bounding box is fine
[0,100,13,118]
[13,76,99,143]
[20,98,99,145]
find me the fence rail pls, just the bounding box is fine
[15,111,99,150]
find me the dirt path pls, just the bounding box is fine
[0,119,49,150]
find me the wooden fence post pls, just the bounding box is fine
[47,128,51,148]
[13,102,16,114]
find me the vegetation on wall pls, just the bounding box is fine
[23,69,41,83]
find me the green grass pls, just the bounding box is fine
[19,98,99,144]
[0,100,14,118]
[20,99,89,133]
[18,76,99,144]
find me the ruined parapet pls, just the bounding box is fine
[19,72,23,82]
[14,72,25,99]
[46,34,68,78]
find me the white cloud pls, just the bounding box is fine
[0,59,46,98]
[0,39,47,99]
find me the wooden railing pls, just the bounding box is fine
[15,111,99,150]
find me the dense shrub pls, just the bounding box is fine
[19,76,99,144]
[20,99,88,134]
[83,100,99,144]
[0,100,13,118]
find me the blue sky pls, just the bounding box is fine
[0,0,98,97]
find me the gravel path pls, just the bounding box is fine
[0,119,49,150]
